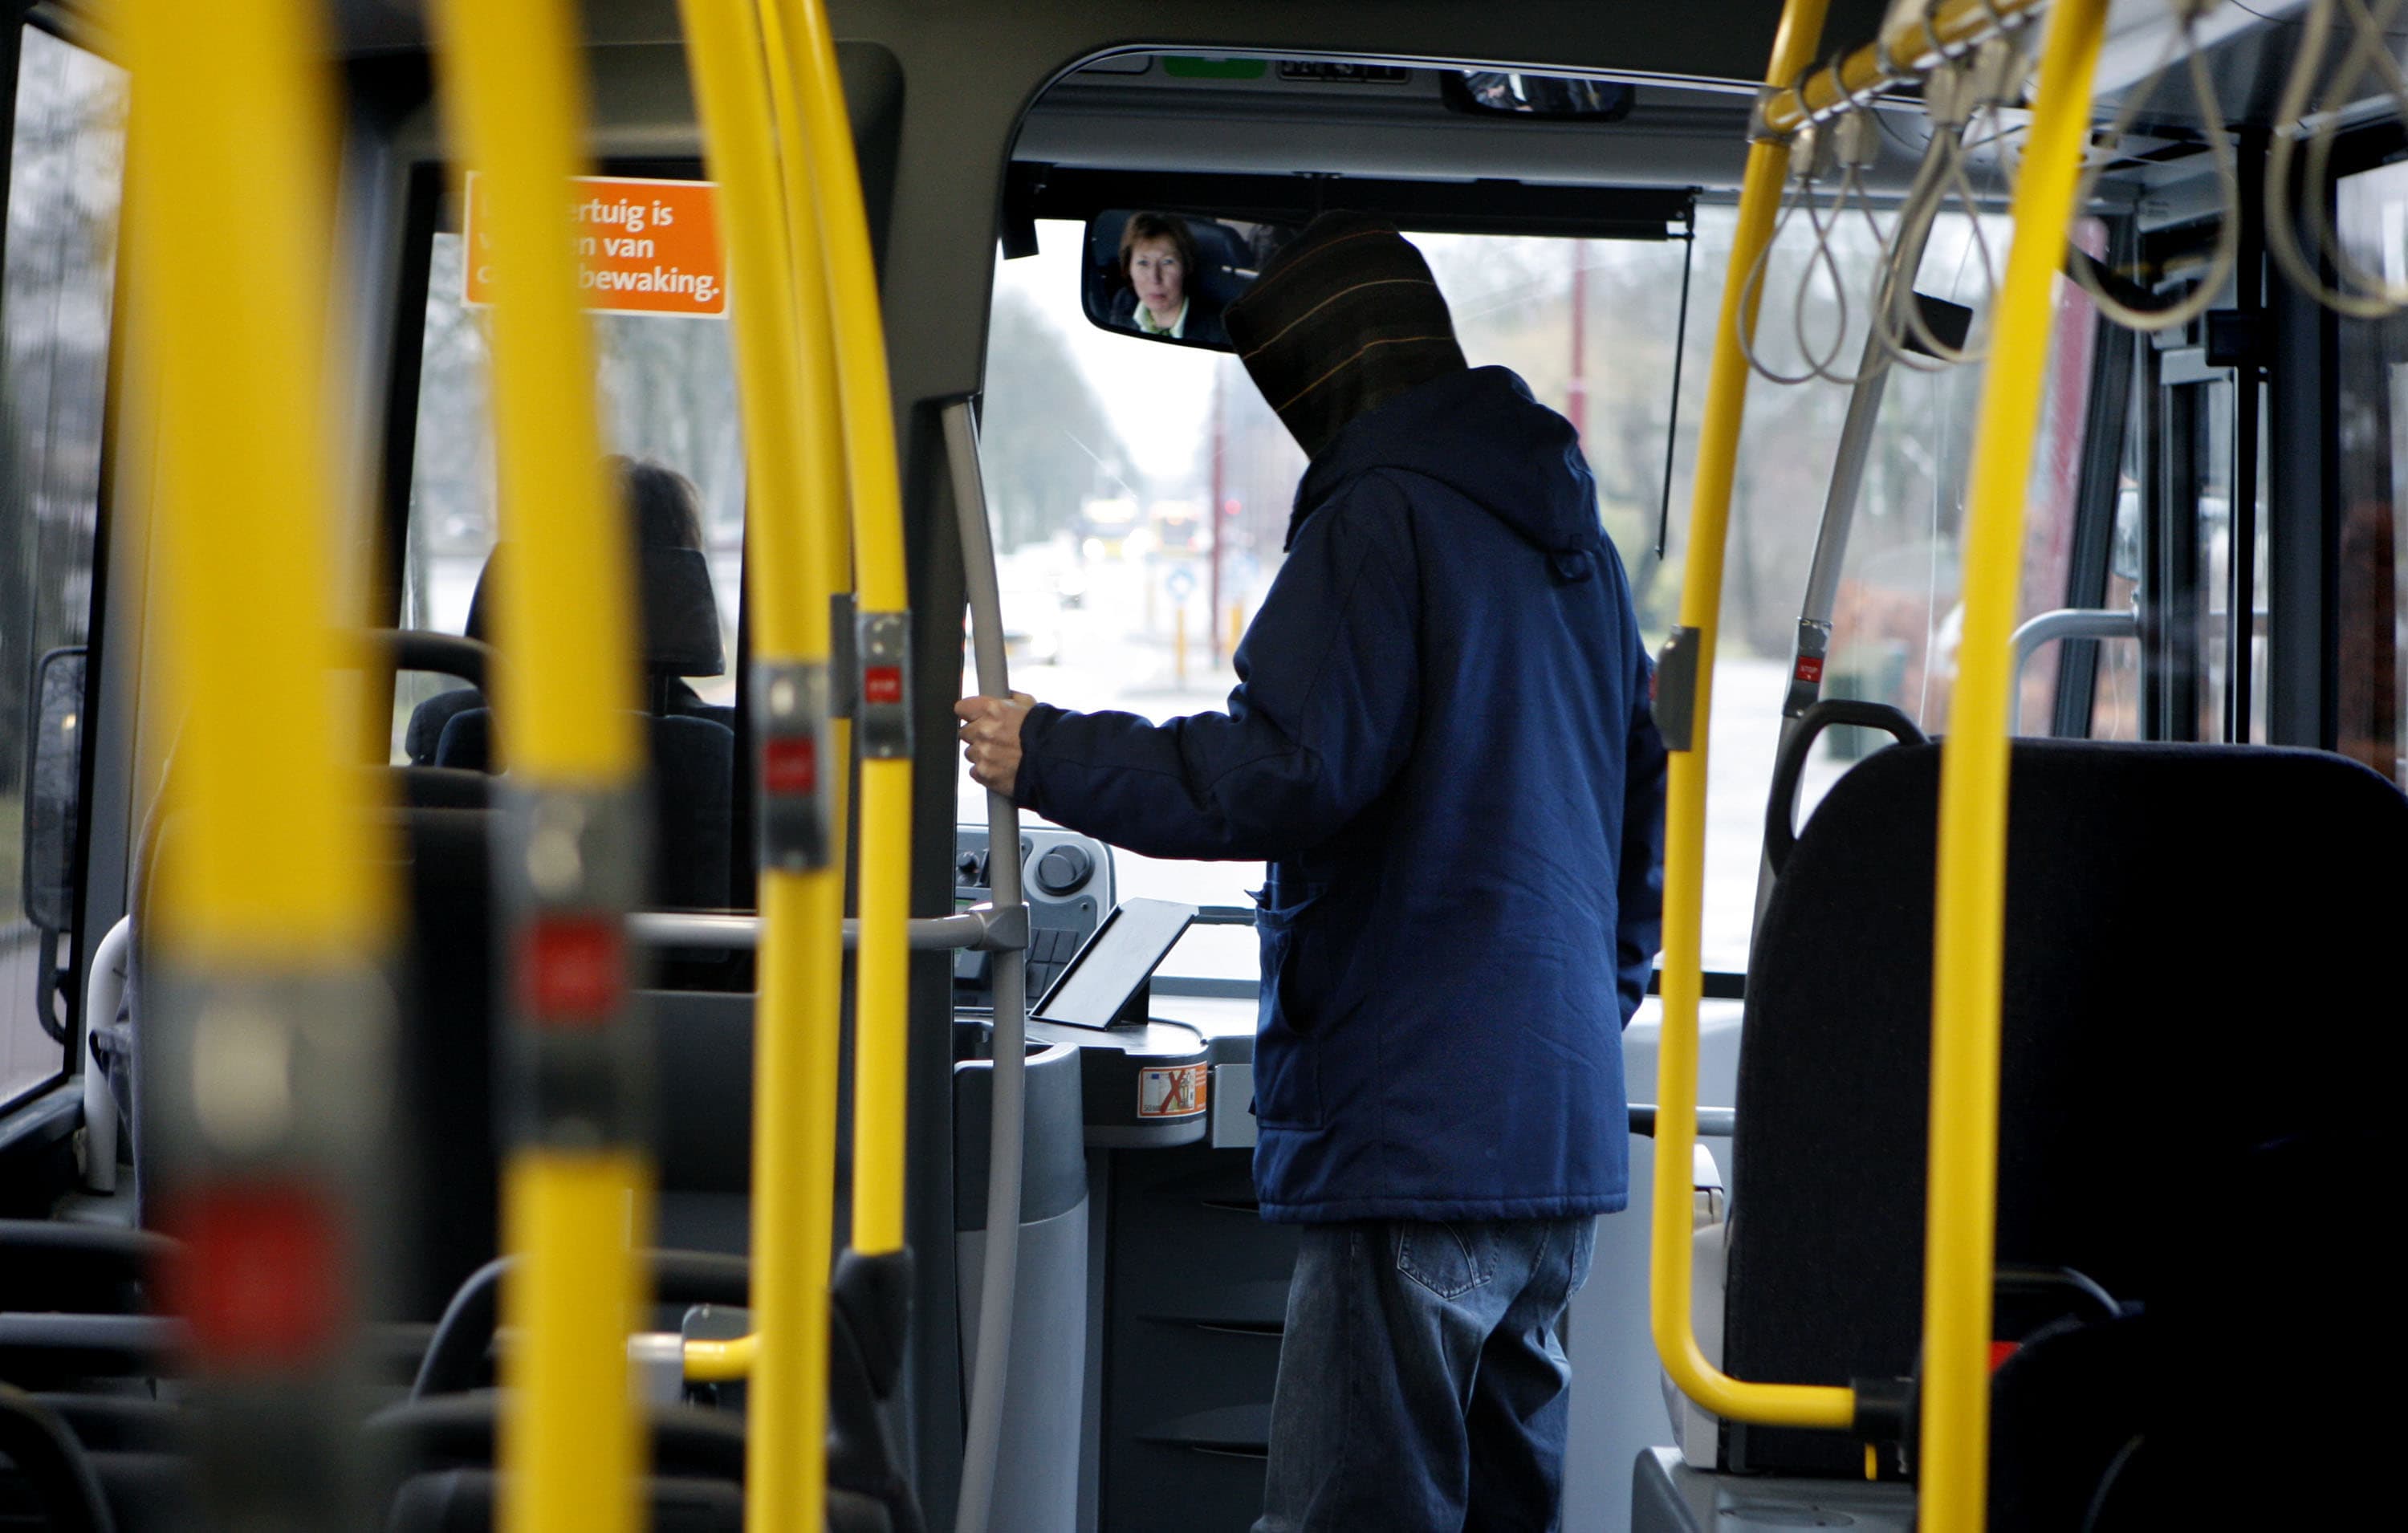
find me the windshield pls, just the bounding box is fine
[973,207,2088,980]
[975,218,1693,982]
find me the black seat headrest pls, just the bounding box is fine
[465,545,724,677]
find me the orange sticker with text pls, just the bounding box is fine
[462,173,726,319]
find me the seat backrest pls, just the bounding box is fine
[645,714,735,910]
[431,707,734,910]
[1186,218,1255,307]
[405,687,482,766]
[392,806,499,1320]
[129,802,497,1323]
[1722,739,2408,1477]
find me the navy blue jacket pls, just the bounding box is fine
[1015,366,1666,1222]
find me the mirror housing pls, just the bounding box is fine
[1082,209,1298,353]
[20,645,86,935]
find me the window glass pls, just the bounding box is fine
[395,219,745,751]
[1695,203,2093,961]
[978,205,2097,980]
[2333,161,2408,787]
[978,203,2090,972]
[2197,378,2270,742]
[2087,394,2145,742]
[0,26,126,1104]
[1809,213,2098,742]
[979,220,1694,977]
[397,189,745,917]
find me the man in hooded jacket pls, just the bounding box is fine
[956,212,1666,1532]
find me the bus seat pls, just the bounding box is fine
[1721,739,2406,1491]
[386,1469,743,1531]
[0,1384,113,1532]
[392,766,490,812]
[373,1396,747,1532]
[365,1395,746,1484]
[1186,217,1256,311]
[0,1224,163,1316]
[122,787,497,1326]
[432,708,734,911]
[406,688,482,766]
[393,807,500,1322]
[406,541,730,761]
[1985,1305,2146,1530]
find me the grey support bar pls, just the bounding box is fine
[2008,606,2140,714]
[628,904,1028,954]
[1628,1104,1737,1139]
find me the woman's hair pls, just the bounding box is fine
[1117,211,1200,288]
[609,454,706,550]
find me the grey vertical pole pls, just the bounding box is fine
[945,398,1031,1533]
[1750,144,1950,937]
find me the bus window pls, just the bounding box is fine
[981,215,1802,972]
[1804,213,2099,794]
[394,203,744,754]
[2087,411,2146,742]
[2198,376,2271,742]
[984,206,2108,974]
[0,25,125,1106]
[1706,205,2092,962]
[2334,159,2408,788]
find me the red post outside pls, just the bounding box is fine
[1568,238,1589,443]
[1209,362,1227,664]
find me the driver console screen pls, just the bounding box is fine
[1032,897,1196,1030]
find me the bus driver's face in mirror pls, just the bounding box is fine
[1128,236,1185,325]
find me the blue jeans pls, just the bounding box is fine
[1254,1215,1598,1533]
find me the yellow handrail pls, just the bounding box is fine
[1918,1,2108,1527]
[783,0,918,1259]
[425,2,652,1530]
[757,0,857,848]
[131,0,381,969]
[125,1,393,1521]
[685,1331,764,1383]
[1648,0,1859,1433]
[676,2,848,1528]
[1759,0,2049,136]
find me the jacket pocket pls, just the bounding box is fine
[1250,884,1325,1129]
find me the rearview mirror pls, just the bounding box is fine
[1442,71,1635,120]
[19,645,86,935]
[1082,209,1299,353]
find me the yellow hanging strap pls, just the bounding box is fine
[425,3,653,1531]
[124,1,397,1523]
[676,2,848,1528]
[1649,0,1857,1433]
[1920,2,2108,1529]
[783,0,917,1259]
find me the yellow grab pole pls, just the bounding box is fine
[426,3,653,1531]
[1919,2,2108,1528]
[125,2,397,1523]
[1648,0,1857,1433]
[757,0,858,856]
[130,0,376,968]
[685,1331,764,1382]
[1759,0,2050,136]
[783,0,917,1258]
[677,2,848,1528]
